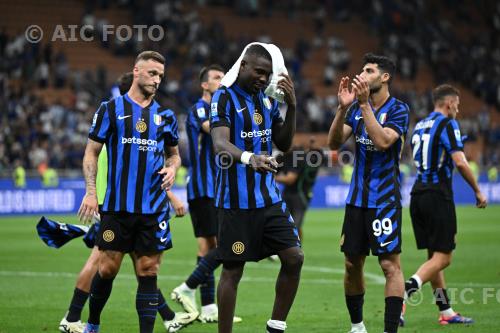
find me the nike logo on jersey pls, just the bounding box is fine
[149,302,159,306]
[236,107,246,113]
[160,236,169,243]
[380,240,393,247]
[118,115,132,120]
[355,115,363,120]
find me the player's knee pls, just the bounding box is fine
[438,255,452,269]
[379,258,400,278]
[345,256,363,274]
[136,261,160,276]
[221,262,244,284]
[282,248,304,273]
[98,263,119,278]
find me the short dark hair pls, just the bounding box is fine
[117,72,133,95]
[135,50,165,65]
[432,84,460,104]
[363,53,396,83]
[244,45,272,62]
[199,64,224,83]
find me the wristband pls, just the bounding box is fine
[240,151,254,165]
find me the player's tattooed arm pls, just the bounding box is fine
[272,73,296,152]
[160,145,181,191]
[78,139,103,224]
[328,76,353,150]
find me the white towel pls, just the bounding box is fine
[220,42,288,103]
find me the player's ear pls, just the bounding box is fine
[201,81,209,91]
[381,72,390,84]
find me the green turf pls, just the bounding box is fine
[0,206,499,332]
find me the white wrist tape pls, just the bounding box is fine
[240,151,254,165]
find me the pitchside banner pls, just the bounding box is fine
[0,176,499,215]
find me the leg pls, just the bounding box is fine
[270,246,304,321]
[196,236,219,307]
[379,253,404,333]
[134,252,162,333]
[66,247,100,322]
[344,254,366,329]
[217,261,245,333]
[87,250,124,325]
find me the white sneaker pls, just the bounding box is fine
[348,322,367,333]
[198,304,242,323]
[170,284,197,314]
[59,316,85,333]
[163,312,199,332]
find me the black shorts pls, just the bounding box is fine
[410,191,456,252]
[97,211,172,253]
[341,204,402,256]
[216,202,301,262]
[188,197,217,238]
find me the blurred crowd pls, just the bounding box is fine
[1,0,499,175]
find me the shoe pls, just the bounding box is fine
[171,284,197,313]
[347,322,367,333]
[82,323,100,333]
[164,312,199,332]
[438,313,474,325]
[59,316,85,333]
[198,304,242,323]
[399,302,406,327]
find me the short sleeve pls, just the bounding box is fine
[210,89,231,129]
[162,110,179,147]
[383,102,410,136]
[88,102,110,143]
[344,103,356,128]
[441,119,464,154]
[270,98,284,125]
[194,102,209,125]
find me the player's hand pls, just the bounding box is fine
[352,75,370,105]
[169,194,187,217]
[475,191,487,208]
[78,193,98,225]
[337,76,356,111]
[249,154,278,173]
[159,166,176,191]
[277,73,296,107]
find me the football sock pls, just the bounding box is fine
[405,274,422,297]
[186,249,220,292]
[157,289,175,321]
[434,288,454,314]
[88,272,114,325]
[345,293,364,324]
[66,288,89,322]
[384,296,403,333]
[136,276,158,333]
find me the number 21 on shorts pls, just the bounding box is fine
[372,218,393,237]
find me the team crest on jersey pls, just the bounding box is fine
[263,96,272,109]
[136,118,147,133]
[153,114,162,126]
[378,113,387,124]
[253,112,263,125]
[454,129,461,141]
[232,241,245,254]
[92,113,98,127]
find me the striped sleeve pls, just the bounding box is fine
[344,103,356,128]
[270,99,284,124]
[441,119,464,154]
[88,102,110,143]
[383,102,410,136]
[210,88,231,129]
[194,102,209,126]
[162,110,179,147]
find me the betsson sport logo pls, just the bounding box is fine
[355,135,378,151]
[121,136,158,151]
[240,128,272,143]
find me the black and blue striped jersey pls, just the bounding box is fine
[88,93,179,214]
[209,84,284,209]
[344,97,410,208]
[410,111,463,194]
[186,99,216,201]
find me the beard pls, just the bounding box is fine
[369,83,382,94]
[138,82,156,98]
